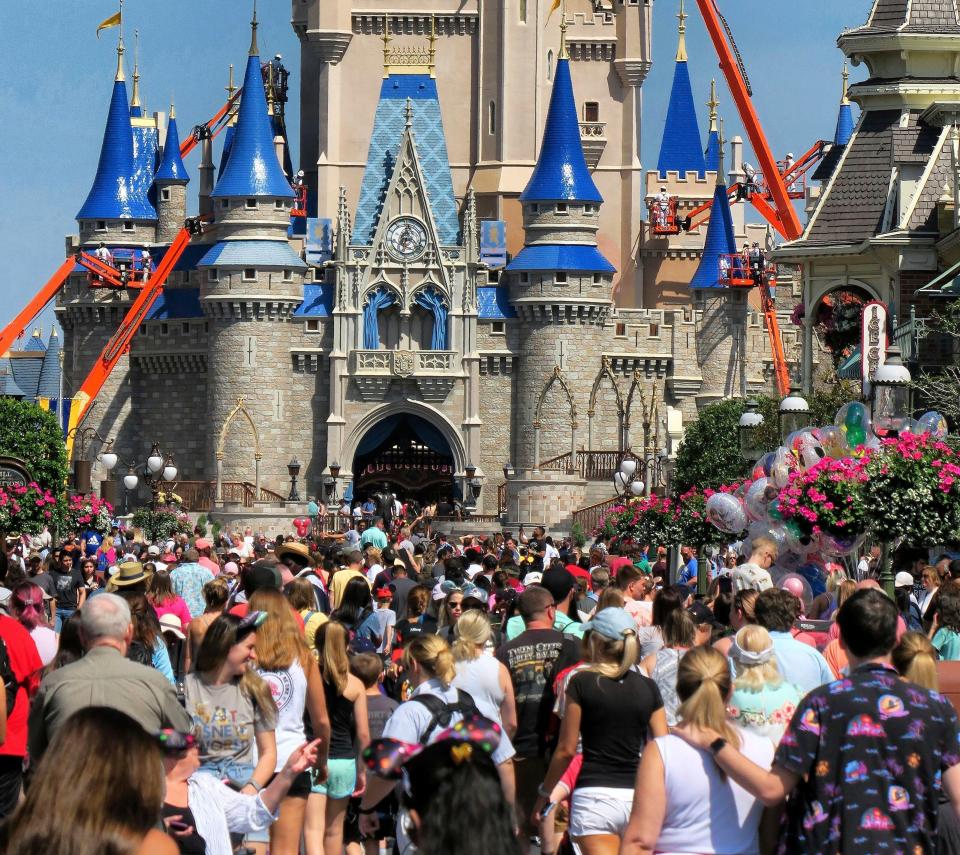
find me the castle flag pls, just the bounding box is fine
[546,0,562,22]
[96,11,122,38]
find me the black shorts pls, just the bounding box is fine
[286,770,312,799]
[0,756,23,818]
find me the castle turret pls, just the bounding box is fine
[198,11,306,495]
[153,104,190,242]
[656,0,706,180]
[506,37,614,469]
[834,64,854,146]
[76,39,157,246]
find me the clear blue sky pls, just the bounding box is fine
[0,0,873,332]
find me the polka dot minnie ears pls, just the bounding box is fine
[362,715,502,780]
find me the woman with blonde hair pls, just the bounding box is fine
[532,608,668,855]
[356,633,517,849]
[305,621,368,855]
[0,706,177,854]
[451,610,518,738]
[249,589,331,855]
[620,646,775,855]
[727,624,802,745]
[892,631,939,691]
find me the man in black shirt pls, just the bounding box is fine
[660,589,960,855]
[48,553,86,632]
[497,586,579,849]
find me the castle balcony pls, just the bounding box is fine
[351,349,459,403]
[579,121,607,169]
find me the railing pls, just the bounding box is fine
[571,494,622,535]
[579,121,607,139]
[354,350,457,377]
[172,481,287,510]
[540,452,574,473]
[175,481,215,511]
[537,449,635,481]
[497,481,507,516]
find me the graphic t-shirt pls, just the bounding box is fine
[774,663,960,855]
[184,674,278,769]
[497,628,579,757]
[366,692,399,741]
[566,668,663,789]
[49,567,85,610]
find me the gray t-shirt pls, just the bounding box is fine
[184,674,277,768]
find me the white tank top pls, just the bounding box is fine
[259,661,307,770]
[654,727,774,855]
[452,655,505,723]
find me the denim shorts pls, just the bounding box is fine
[311,757,357,799]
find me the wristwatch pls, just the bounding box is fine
[709,737,727,756]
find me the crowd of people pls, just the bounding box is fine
[0,514,956,854]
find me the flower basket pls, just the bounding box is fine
[131,506,192,542]
[778,456,869,540]
[862,432,960,546]
[596,495,680,549]
[0,482,61,536]
[65,494,113,534]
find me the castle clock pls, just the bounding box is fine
[385,217,428,262]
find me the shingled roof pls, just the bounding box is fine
[847,0,960,34]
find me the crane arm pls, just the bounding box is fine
[0,257,76,357]
[760,285,791,397]
[693,0,802,241]
[179,88,242,160]
[66,224,194,437]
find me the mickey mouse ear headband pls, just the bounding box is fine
[363,715,501,781]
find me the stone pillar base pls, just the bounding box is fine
[504,470,588,532]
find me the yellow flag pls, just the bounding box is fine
[546,0,562,22]
[96,11,122,38]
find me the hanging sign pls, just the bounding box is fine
[860,300,888,395]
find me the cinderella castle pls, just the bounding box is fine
[53,0,854,526]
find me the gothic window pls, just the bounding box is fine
[584,102,600,122]
[547,50,554,81]
[488,101,497,136]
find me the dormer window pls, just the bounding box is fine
[556,203,568,214]
[243,268,256,281]
[556,272,568,284]
[245,199,257,209]
[122,222,135,232]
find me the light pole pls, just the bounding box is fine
[613,457,645,499]
[65,427,117,495]
[118,442,179,511]
[739,400,765,463]
[287,458,302,502]
[871,344,912,597]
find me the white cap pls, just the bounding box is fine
[522,571,543,587]
[159,613,186,639]
[895,571,915,588]
[147,545,160,556]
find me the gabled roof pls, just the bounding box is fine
[520,58,602,204]
[197,239,306,268]
[689,181,737,288]
[37,331,62,398]
[77,78,158,221]
[0,362,28,399]
[212,52,293,199]
[657,58,705,179]
[505,244,614,273]
[154,113,190,183]
[8,354,43,399]
[848,0,960,34]
[353,74,460,245]
[293,283,334,318]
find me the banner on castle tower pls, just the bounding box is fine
[96,11,122,38]
[480,220,507,269]
[306,218,333,265]
[860,300,888,396]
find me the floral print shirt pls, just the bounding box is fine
[774,663,960,855]
[728,679,802,746]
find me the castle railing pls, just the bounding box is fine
[537,449,634,481]
[571,495,622,535]
[174,481,286,510]
[354,350,457,376]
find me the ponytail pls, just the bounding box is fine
[403,634,456,687]
[585,630,638,680]
[452,610,492,663]
[676,646,740,749]
[892,631,939,692]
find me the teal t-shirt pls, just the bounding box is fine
[933,627,960,661]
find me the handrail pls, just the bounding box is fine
[540,452,574,472]
[168,481,286,510]
[571,494,622,535]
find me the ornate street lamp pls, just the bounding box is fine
[613,457,645,498]
[779,385,809,443]
[739,400,765,463]
[287,458,302,502]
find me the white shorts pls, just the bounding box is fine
[569,786,634,838]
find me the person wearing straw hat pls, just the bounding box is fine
[107,561,153,594]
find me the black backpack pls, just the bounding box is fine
[0,637,19,716]
[410,690,480,745]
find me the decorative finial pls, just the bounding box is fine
[707,79,719,132]
[382,14,391,78]
[131,29,141,108]
[676,0,688,62]
[266,61,275,114]
[115,0,125,81]
[717,117,726,185]
[428,15,437,78]
[169,99,176,120]
[559,0,569,60]
[405,97,414,129]
[249,0,259,57]
[841,63,850,105]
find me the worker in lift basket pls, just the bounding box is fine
[140,249,151,284]
[654,187,670,227]
[749,242,765,284]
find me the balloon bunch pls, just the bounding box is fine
[704,402,952,583]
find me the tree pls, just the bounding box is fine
[0,399,69,494]
[673,399,752,495]
[913,300,960,430]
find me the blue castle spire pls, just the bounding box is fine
[154,106,190,184]
[690,127,736,289]
[212,13,293,199]
[657,1,706,179]
[834,64,854,146]
[77,41,157,221]
[704,80,721,173]
[519,56,602,203]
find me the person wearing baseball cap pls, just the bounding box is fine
[194,538,220,577]
[505,566,584,641]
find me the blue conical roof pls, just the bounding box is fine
[704,128,721,173]
[218,125,236,178]
[690,181,737,289]
[834,103,854,146]
[155,114,190,183]
[24,330,46,353]
[37,330,62,399]
[657,60,706,179]
[77,79,158,221]
[520,58,602,204]
[212,53,293,198]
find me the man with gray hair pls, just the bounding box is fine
[27,593,191,759]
